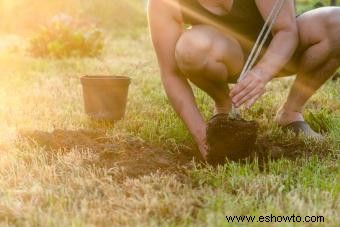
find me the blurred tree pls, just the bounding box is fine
[330,0,337,5]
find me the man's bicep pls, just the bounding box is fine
[255,0,297,33]
[148,0,183,74]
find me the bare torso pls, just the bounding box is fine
[197,0,233,15]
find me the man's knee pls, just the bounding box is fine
[325,8,340,28]
[325,8,340,58]
[175,28,212,74]
[297,7,340,58]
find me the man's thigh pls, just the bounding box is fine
[279,7,340,77]
[175,24,245,81]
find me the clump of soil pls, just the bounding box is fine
[206,114,259,165]
[19,129,194,178]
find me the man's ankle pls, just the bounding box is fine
[275,107,304,126]
[214,101,232,115]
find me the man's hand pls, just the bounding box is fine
[230,70,270,108]
[198,140,208,161]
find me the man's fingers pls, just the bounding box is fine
[245,95,260,109]
[245,90,265,108]
[230,71,268,107]
[235,87,263,107]
[230,76,252,97]
[232,81,257,105]
[199,143,208,161]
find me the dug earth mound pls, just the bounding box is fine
[206,114,259,165]
[19,129,195,179]
[18,125,330,177]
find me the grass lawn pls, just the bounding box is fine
[0,2,339,227]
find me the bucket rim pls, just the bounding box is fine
[80,75,131,81]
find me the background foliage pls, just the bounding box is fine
[28,17,104,58]
[0,0,146,36]
[0,0,337,36]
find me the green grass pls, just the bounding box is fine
[0,1,339,226]
[0,32,339,226]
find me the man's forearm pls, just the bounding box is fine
[253,29,299,80]
[161,73,206,143]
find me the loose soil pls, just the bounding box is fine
[19,129,195,178]
[18,126,331,176]
[206,114,259,165]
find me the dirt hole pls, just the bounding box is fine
[18,125,331,176]
[19,129,195,178]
